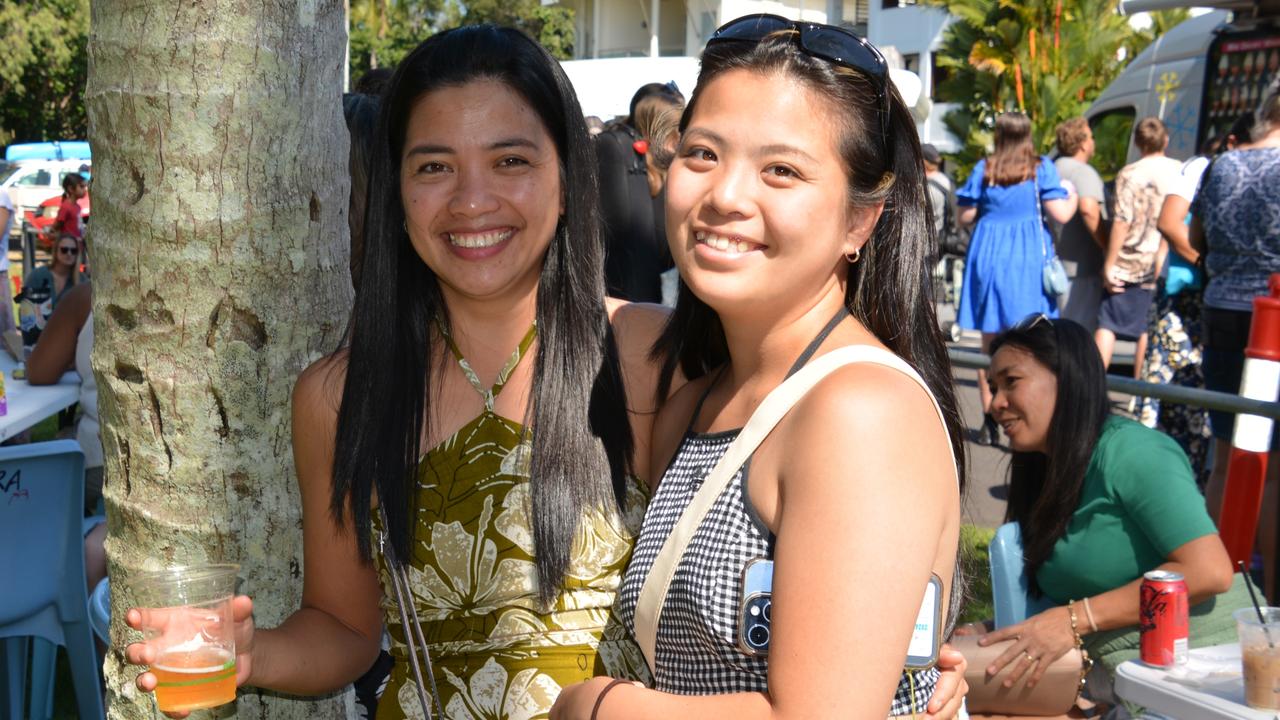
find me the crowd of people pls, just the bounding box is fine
[6,12,1252,720]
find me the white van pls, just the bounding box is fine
[0,158,90,223]
[1085,0,1280,174]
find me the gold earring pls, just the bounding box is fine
[845,248,861,264]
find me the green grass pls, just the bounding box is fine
[959,524,996,625]
[28,414,59,442]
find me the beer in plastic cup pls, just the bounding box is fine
[1234,606,1280,711]
[132,564,239,713]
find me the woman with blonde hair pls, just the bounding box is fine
[957,112,1078,445]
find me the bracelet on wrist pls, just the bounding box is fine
[1067,600,1094,694]
[1082,596,1099,633]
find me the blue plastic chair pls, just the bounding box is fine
[88,579,110,645]
[990,521,1060,629]
[0,440,104,720]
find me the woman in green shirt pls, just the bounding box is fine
[964,315,1247,715]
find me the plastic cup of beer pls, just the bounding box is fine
[1234,606,1280,711]
[132,564,239,713]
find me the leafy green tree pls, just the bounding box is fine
[440,0,576,59]
[928,0,1158,179]
[349,0,442,81]
[346,0,577,88]
[0,0,89,145]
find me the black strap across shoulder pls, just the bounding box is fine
[686,306,851,434]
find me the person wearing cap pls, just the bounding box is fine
[922,144,951,240]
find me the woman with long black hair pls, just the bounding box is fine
[959,317,1246,717]
[126,25,661,718]
[554,16,967,719]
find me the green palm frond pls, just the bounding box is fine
[932,0,1159,178]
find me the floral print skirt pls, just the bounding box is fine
[1135,288,1211,485]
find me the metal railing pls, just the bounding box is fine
[949,348,1280,421]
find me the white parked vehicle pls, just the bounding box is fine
[0,158,89,222]
[1086,0,1280,169]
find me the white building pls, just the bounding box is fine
[553,0,961,148]
[555,0,871,59]
[866,1,961,150]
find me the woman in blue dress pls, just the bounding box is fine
[957,112,1077,445]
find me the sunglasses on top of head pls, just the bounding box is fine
[1015,313,1054,331]
[706,14,892,154]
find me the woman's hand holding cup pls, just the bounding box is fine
[125,589,256,718]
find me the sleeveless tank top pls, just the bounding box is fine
[615,312,952,715]
[371,324,650,719]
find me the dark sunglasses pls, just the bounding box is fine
[1015,313,1054,331]
[706,14,891,152]
[58,247,78,256]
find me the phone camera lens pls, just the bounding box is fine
[762,601,771,623]
[748,623,770,649]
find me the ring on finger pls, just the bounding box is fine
[1024,651,1038,663]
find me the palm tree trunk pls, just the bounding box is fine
[86,1,355,717]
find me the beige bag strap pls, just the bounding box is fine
[633,345,957,674]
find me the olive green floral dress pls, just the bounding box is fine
[372,325,650,720]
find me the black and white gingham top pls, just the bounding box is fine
[615,427,939,715]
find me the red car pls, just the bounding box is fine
[23,192,90,249]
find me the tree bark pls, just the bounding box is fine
[86,2,354,717]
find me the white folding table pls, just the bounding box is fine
[0,352,81,442]
[1114,644,1279,720]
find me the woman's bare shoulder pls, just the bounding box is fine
[293,349,349,422]
[785,360,955,491]
[606,299,673,410]
[606,298,671,350]
[797,360,943,436]
[656,371,708,427]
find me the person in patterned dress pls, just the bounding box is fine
[553,16,966,720]
[125,25,969,720]
[1192,90,1280,601]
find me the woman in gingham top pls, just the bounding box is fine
[552,16,966,720]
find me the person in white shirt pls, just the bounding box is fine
[1097,118,1182,374]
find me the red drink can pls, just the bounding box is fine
[1139,570,1189,667]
